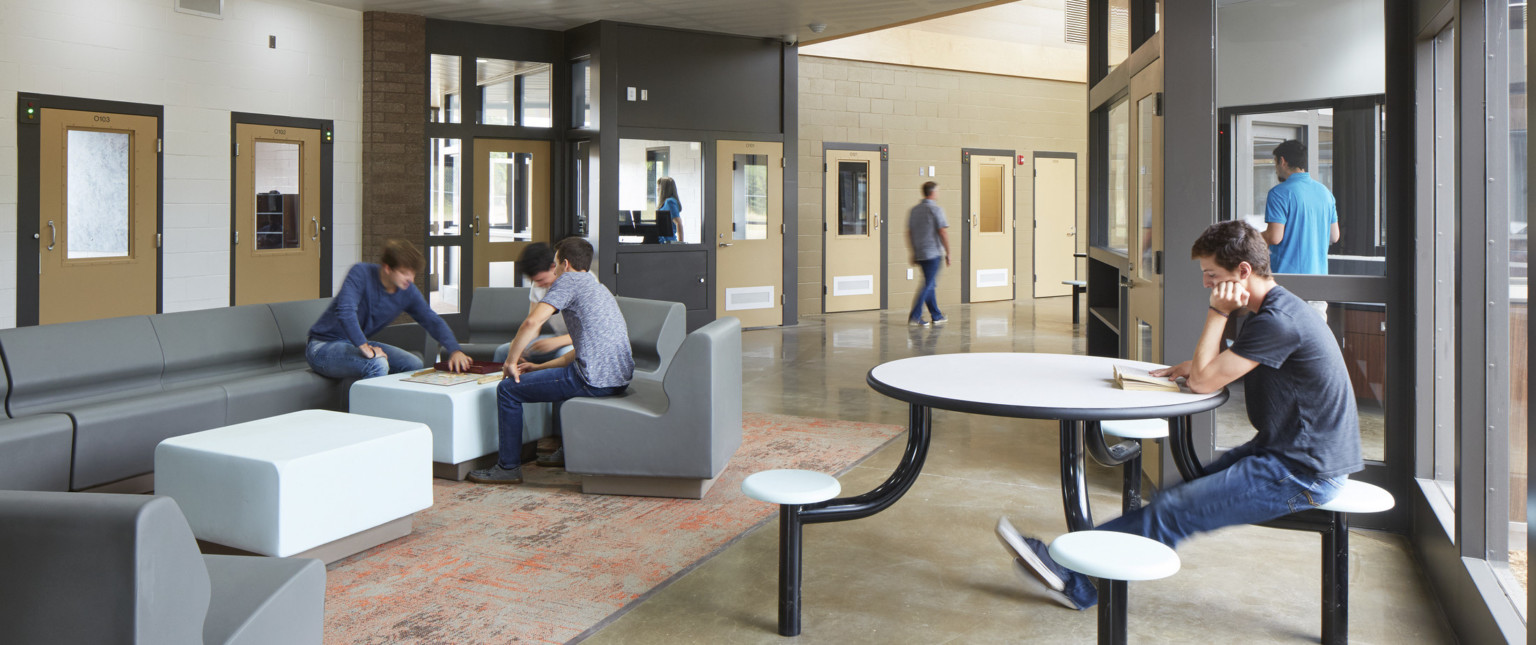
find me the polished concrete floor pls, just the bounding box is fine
[582,298,1456,644]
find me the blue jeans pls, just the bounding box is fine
[492,334,574,364]
[1060,450,1344,608]
[305,339,422,379]
[909,257,943,322]
[496,366,625,469]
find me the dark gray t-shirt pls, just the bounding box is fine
[1228,285,1362,479]
[907,199,948,261]
[540,271,634,388]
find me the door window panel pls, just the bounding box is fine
[253,141,301,251]
[66,129,130,259]
[980,164,1004,233]
[733,154,769,240]
[430,138,461,234]
[838,161,870,236]
[488,151,533,242]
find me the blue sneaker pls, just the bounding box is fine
[996,517,1096,610]
[931,315,948,325]
[908,318,930,327]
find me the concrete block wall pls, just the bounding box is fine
[797,55,1088,318]
[0,0,363,326]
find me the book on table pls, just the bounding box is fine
[1113,365,1182,392]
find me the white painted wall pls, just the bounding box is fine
[0,0,363,326]
[1218,0,1385,108]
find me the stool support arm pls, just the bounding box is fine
[801,404,932,525]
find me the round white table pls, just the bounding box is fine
[791,353,1228,644]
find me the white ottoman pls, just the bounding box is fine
[155,410,432,563]
[349,372,553,480]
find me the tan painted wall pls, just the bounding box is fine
[797,55,1089,317]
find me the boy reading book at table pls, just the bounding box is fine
[997,220,1361,610]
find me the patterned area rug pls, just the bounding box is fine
[322,412,903,645]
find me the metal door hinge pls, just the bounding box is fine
[823,285,828,294]
[614,262,619,275]
[156,233,163,248]
[234,143,239,156]
[233,230,239,245]
[780,223,785,234]
[1154,92,1165,117]
[733,160,738,171]
[157,139,163,153]
[780,293,784,304]
[780,157,785,168]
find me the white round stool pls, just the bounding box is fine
[1049,531,1180,645]
[1309,478,1395,645]
[741,469,841,637]
[1096,418,1169,514]
[1317,479,1395,514]
[1100,418,1169,440]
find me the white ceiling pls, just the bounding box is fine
[306,0,1004,42]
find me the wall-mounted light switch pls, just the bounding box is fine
[640,89,648,101]
[626,87,637,101]
[907,268,914,280]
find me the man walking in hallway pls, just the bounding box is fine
[1262,139,1339,275]
[907,181,950,326]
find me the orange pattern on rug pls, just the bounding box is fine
[322,412,902,644]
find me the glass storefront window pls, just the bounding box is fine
[477,59,553,127]
[1108,0,1130,73]
[427,245,461,315]
[1107,98,1129,254]
[429,138,461,235]
[1501,0,1529,600]
[430,54,461,124]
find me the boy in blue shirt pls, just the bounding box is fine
[306,239,470,379]
[1262,139,1339,274]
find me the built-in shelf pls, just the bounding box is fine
[1089,306,1120,334]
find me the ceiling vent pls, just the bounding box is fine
[1063,0,1087,45]
[174,0,223,20]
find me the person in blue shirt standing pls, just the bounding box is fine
[1262,139,1340,274]
[656,176,683,243]
[306,239,471,379]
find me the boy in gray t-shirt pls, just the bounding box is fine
[468,237,634,485]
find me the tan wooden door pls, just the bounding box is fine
[824,149,882,313]
[968,154,1014,302]
[715,140,783,327]
[473,139,550,288]
[233,123,323,305]
[1033,156,1077,298]
[38,108,159,324]
[1126,59,1164,364]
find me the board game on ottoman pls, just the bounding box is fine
[348,369,554,480]
[154,410,432,564]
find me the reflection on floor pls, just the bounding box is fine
[583,298,1455,644]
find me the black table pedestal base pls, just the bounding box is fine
[1096,578,1129,645]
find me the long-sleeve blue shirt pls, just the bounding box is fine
[308,263,463,354]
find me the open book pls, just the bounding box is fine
[1113,365,1182,392]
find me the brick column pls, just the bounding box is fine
[362,12,426,263]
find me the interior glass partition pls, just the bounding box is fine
[618,139,701,245]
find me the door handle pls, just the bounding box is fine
[474,215,481,237]
[312,216,319,241]
[47,220,56,251]
[719,243,733,248]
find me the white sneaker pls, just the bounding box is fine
[1011,557,1081,610]
[995,516,1063,590]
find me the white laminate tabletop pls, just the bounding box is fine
[867,353,1227,420]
